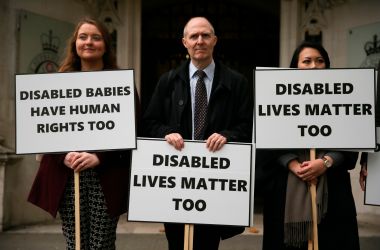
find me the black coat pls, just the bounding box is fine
[142,60,253,243]
[28,150,130,218]
[143,60,253,143]
[260,149,360,250]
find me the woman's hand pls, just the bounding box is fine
[288,159,302,176]
[288,157,330,183]
[359,162,367,191]
[64,152,100,172]
[297,159,327,182]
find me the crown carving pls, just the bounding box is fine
[364,34,380,56]
[40,30,60,53]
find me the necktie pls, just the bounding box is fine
[194,70,207,140]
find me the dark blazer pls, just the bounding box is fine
[143,60,253,143]
[28,150,130,218]
[143,60,253,240]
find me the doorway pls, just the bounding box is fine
[141,0,280,111]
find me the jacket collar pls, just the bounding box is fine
[175,59,232,92]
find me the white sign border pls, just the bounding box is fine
[254,68,377,150]
[15,69,137,154]
[128,137,254,227]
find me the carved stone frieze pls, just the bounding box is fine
[75,0,121,32]
[302,0,347,35]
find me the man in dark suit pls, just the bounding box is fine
[143,16,253,250]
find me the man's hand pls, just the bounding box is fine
[206,133,227,152]
[165,133,185,150]
[359,162,367,191]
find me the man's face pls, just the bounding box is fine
[182,18,217,66]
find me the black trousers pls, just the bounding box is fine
[164,223,221,250]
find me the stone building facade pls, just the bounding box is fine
[0,0,379,230]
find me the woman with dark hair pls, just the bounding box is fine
[289,41,331,69]
[261,41,360,250]
[28,17,133,250]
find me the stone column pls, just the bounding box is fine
[279,0,302,67]
[117,0,142,96]
[0,140,19,232]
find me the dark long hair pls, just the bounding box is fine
[59,17,117,72]
[289,41,330,69]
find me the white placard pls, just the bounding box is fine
[366,153,380,206]
[255,68,376,149]
[15,70,136,154]
[128,138,253,226]
[365,127,380,206]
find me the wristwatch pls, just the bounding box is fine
[322,156,332,168]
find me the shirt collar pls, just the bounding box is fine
[190,60,215,80]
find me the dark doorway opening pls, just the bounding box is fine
[141,0,280,111]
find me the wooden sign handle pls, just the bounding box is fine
[308,149,318,250]
[184,224,194,250]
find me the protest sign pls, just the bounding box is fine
[255,68,376,149]
[15,70,136,154]
[365,127,380,206]
[128,138,253,226]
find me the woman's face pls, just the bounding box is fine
[75,23,105,63]
[297,47,326,69]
